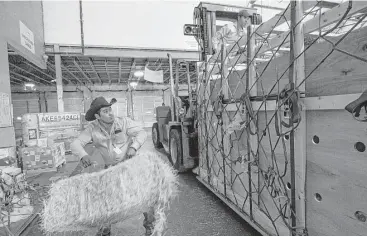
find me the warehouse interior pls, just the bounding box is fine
[1,0,367,236]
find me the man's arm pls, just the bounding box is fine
[70,125,93,159]
[212,25,230,53]
[125,117,147,151]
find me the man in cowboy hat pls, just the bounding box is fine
[70,96,154,236]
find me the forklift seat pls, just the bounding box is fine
[156,106,172,123]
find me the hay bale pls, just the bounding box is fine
[41,152,178,235]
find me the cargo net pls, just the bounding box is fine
[196,1,367,235]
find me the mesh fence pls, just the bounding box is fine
[196,1,367,235]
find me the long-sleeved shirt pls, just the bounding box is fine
[70,117,147,166]
[212,22,247,53]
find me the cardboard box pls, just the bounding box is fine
[20,143,66,173]
[37,138,48,148]
[0,147,17,168]
[51,142,66,168]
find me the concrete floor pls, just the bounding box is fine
[25,129,259,236]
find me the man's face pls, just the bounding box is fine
[96,106,114,124]
[238,16,251,27]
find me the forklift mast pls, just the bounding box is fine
[184,2,261,61]
[167,53,194,123]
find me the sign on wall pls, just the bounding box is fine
[0,92,13,128]
[38,112,81,129]
[19,20,35,54]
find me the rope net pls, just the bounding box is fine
[196,1,367,235]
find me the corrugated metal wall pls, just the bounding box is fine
[133,95,163,127]
[11,89,169,138]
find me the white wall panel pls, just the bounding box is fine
[42,0,81,45]
[42,0,266,50]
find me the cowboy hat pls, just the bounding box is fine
[85,97,111,121]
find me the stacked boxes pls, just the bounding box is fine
[21,112,82,154]
[20,143,66,173]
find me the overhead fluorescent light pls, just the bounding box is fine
[25,83,35,87]
[130,81,138,87]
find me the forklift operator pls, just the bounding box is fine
[212,9,252,55]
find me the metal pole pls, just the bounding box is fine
[186,62,192,114]
[130,90,134,120]
[291,0,306,234]
[168,54,175,121]
[54,44,64,112]
[246,24,257,221]
[79,0,85,54]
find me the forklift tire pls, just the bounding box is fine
[152,123,163,148]
[169,129,187,173]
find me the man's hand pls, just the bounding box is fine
[236,47,246,55]
[126,147,137,159]
[81,155,92,168]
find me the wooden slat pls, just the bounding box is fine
[257,1,367,56]
[218,0,367,73]
[256,25,367,97]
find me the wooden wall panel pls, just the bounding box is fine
[256,27,367,97]
[306,110,367,236]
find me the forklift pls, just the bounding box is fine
[184,2,261,61]
[152,2,261,173]
[152,54,198,173]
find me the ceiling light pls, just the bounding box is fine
[25,83,35,87]
[130,82,138,87]
[17,117,21,121]
[134,71,144,78]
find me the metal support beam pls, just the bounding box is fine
[252,3,286,11]
[10,76,24,83]
[10,83,191,92]
[9,78,22,85]
[45,44,200,61]
[24,61,56,82]
[82,86,93,112]
[9,63,53,85]
[88,58,102,84]
[62,64,84,85]
[46,62,75,85]
[155,59,163,71]
[128,59,136,87]
[291,0,306,234]
[118,58,122,84]
[54,45,64,112]
[104,59,111,84]
[73,58,93,84]
[10,71,41,85]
